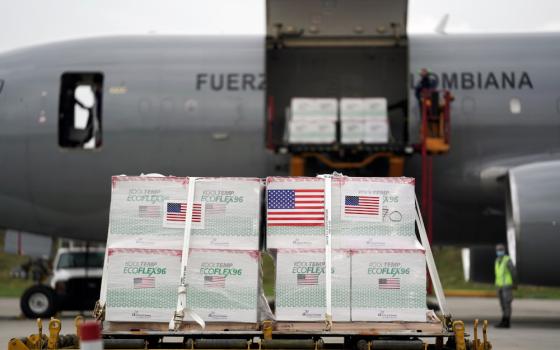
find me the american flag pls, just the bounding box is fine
[344,195,381,217]
[165,202,202,222]
[379,278,400,290]
[134,277,155,289]
[297,274,319,286]
[138,205,161,218]
[267,189,324,226]
[205,203,226,215]
[204,275,226,288]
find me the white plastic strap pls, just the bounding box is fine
[319,175,333,329]
[169,177,205,330]
[96,248,110,312]
[414,194,449,317]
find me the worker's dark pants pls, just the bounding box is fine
[498,286,513,319]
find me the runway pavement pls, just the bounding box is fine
[1,297,559,349]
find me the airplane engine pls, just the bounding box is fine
[465,160,560,286]
[505,160,560,286]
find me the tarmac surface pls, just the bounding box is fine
[1,297,560,349]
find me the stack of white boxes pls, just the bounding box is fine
[288,98,337,144]
[267,176,427,322]
[340,98,389,144]
[103,176,263,324]
[266,177,350,321]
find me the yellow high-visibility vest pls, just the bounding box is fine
[495,255,513,287]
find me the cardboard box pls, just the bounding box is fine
[189,178,262,250]
[340,98,364,120]
[105,248,182,322]
[340,119,364,144]
[291,98,337,121]
[105,248,260,323]
[266,177,326,249]
[363,98,388,119]
[363,120,389,144]
[351,249,427,322]
[275,249,351,321]
[107,176,188,250]
[184,249,260,323]
[288,120,336,144]
[331,177,418,249]
[107,177,262,250]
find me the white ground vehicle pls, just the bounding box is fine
[20,247,104,318]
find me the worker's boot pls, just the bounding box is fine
[494,317,507,328]
[503,316,511,328]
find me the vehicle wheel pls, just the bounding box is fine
[20,285,57,318]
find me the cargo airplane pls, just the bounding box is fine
[0,3,559,292]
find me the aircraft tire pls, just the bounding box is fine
[20,285,57,318]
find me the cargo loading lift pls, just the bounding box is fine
[265,0,453,242]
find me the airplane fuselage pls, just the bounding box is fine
[1,33,559,247]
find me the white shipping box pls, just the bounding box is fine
[291,98,337,121]
[105,248,260,323]
[275,249,351,321]
[363,120,389,144]
[340,98,364,120]
[189,178,261,250]
[184,249,260,323]
[341,118,389,144]
[288,120,336,144]
[107,177,262,250]
[351,249,427,322]
[363,98,388,119]
[340,119,364,144]
[105,248,182,322]
[266,177,326,249]
[331,177,418,249]
[107,176,188,249]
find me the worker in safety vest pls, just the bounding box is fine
[494,243,517,328]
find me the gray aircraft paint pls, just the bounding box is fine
[0,36,270,240]
[408,33,560,246]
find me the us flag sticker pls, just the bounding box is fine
[341,192,383,222]
[162,200,205,229]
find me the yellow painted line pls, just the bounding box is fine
[444,289,496,298]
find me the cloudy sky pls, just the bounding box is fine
[1,0,559,53]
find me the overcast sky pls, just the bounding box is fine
[1,0,560,53]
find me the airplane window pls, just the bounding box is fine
[0,79,4,94]
[510,98,521,114]
[58,73,103,149]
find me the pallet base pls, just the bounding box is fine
[105,322,259,332]
[105,317,442,335]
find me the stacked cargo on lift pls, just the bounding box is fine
[287,98,337,144]
[266,176,426,322]
[340,98,389,144]
[103,176,263,324]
